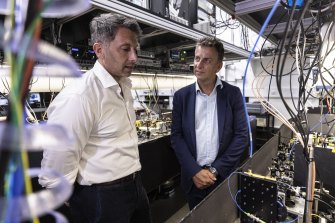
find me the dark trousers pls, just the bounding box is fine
[187,178,223,210]
[69,175,152,223]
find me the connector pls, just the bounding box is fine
[287,0,304,8]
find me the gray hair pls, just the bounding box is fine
[90,13,142,44]
[196,37,224,61]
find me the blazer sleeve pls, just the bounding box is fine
[171,90,202,181]
[212,86,249,178]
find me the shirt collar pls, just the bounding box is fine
[195,75,223,94]
[93,61,132,89]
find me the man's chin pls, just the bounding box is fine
[125,72,132,77]
[195,74,204,80]
[120,71,132,77]
[123,69,133,76]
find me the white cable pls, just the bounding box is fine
[254,73,302,144]
[251,61,304,146]
[310,2,335,13]
[25,101,38,124]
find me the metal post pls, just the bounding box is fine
[304,137,315,223]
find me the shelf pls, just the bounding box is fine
[91,0,250,59]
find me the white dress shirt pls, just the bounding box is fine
[195,76,222,166]
[39,61,141,188]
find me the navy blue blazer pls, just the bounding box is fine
[171,81,249,193]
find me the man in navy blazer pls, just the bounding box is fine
[171,37,248,209]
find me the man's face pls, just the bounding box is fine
[193,46,222,83]
[95,27,139,79]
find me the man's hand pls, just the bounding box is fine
[192,169,217,189]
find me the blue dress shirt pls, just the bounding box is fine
[195,76,223,166]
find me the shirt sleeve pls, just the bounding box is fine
[38,93,94,188]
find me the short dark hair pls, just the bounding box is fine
[90,13,142,44]
[196,37,224,61]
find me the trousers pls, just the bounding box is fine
[69,174,152,223]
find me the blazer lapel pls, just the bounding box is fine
[188,84,197,152]
[217,83,226,148]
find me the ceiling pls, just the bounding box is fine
[33,0,257,74]
[2,0,333,66]
[39,0,251,61]
[41,8,193,51]
[0,0,253,75]
[39,7,196,73]
[6,0,327,72]
[210,0,333,52]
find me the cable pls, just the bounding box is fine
[276,0,317,149]
[1,0,54,222]
[251,63,304,144]
[314,197,335,210]
[243,0,282,158]
[227,172,266,222]
[310,1,335,13]
[228,171,301,223]
[282,215,299,223]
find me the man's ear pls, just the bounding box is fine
[216,61,223,73]
[93,42,103,59]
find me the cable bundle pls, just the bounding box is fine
[0,0,90,222]
[246,0,335,222]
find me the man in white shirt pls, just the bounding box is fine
[39,13,152,223]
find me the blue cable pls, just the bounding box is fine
[227,172,244,212]
[289,143,297,159]
[228,172,266,222]
[282,216,299,223]
[5,155,24,223]
[229,172,300,222]
[242,0,282,158]
[277,200,284,207]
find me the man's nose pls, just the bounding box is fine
[129,49,138,62]
[196,59,204,68]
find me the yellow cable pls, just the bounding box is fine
[311,213,323,219]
